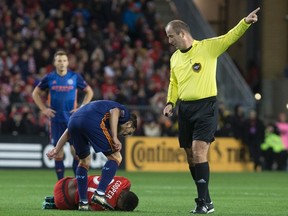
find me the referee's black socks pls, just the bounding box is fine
[195,162,210,202]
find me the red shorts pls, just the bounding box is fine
[54,177,77,210]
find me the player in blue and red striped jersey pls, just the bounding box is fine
[32,50,93,180]
[47,100,137,211]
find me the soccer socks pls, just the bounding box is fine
[97,160,118,193]
[76,166,88,203]
[194,162,210,201]
[72,157,79,176]
[189,165,211,203]
[55,160,64,180]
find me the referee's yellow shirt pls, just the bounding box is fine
[167,19,251,107]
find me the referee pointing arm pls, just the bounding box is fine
[163,7,260,214]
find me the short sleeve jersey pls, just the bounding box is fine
[54,176,131,210]
[75,176,131,210]
[37,70,88,122]
[71,100,131,126]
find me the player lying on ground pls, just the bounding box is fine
[42,175,139,211]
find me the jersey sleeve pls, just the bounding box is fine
[54,177,77,210]
[205,18,251,57]
[167,56,179,107]
[118,105,130,124]
[37,74,50,90]
[76,73,88,90]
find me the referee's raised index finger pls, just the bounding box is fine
[251,7,260,14]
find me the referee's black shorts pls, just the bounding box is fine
[178,96,218,148]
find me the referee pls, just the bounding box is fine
[163,8,260,214]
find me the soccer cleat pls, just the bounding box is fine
[91,191,114,210]
[190,198,208,214]
[206,202,214,214]
[42,201,57,209]
[42,196,57,209]
[44,196,54,203]
[78,202,91,211]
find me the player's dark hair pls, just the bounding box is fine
[118,191,139,211]
[54,50,67,59]
[130,113,137,129]
[167,20,191,35]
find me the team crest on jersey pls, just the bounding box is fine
[52,80,57,84]
[67,79,74,85]
[192,63,201,72]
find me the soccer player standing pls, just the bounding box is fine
[163,8,260,214]
[32,50,93,180]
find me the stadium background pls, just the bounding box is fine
[0,0,287,172]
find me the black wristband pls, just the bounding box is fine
[166,102,174,107]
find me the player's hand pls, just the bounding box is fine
[112,137,122,152]
[46,148,58,159]
[245,7,260,24]
[42,108,56,118]
[70,108,78,114]
[163,104,173,117]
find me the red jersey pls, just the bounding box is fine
[54,176,131,210]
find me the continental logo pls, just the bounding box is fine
[129,140,187,170]
[126,137,253,172]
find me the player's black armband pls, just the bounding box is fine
[166,102,174,107]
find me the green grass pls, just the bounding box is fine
[0,169,287,216]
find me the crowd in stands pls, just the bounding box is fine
[0,0,173,136]
[216,103,288,171]
[0,0,287,171]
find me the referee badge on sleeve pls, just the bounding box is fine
[192,63,201,72]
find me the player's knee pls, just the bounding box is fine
[108,152,122,165]
[192,151,207,163]
[70,145,76,157]
[78,155,91,169]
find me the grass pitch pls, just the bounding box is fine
[0,169,287,216]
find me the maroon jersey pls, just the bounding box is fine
[54,175,131,210]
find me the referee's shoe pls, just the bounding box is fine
[190,198,214,214]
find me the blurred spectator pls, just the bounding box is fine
[159,115,178,137]
[0,0,177,136]
[230,104,246,140]
[2,110,31,135]
[9,84,25,105]
[0,84,10,111]
[215,101,233,137]
[261,123,287,171]
[276,112,288,150]
[0,50,13,74]
[143,113,161,137]
[246,60,261,94]
[242,110,265,171]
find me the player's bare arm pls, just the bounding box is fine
[109,108,122,151]
[46,129,70,159]
[81,85,94,105]
[70,85,94,114]
[32,87,56,118]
